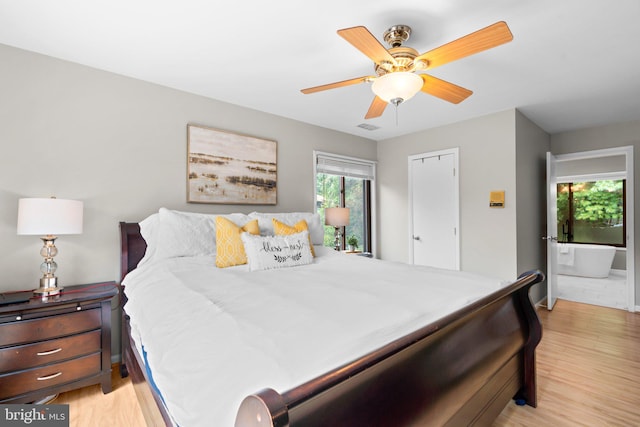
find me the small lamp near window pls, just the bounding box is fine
[17,197,83,297]
[325,207,350,251]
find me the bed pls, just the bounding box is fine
[118,209,543,426]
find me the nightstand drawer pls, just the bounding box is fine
[0,329,101,374]
[0,353,101,400]
[0,308,101,347]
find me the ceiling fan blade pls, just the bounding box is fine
[420,74,473,104]
[338,26,396,65]
[416,21,513,70]
[301,76,373,94]
[365,96,387,119]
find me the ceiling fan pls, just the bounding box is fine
[301,21,513,119]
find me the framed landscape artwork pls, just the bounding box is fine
[187,124,277,204]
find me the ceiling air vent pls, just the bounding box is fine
[357,123,380,131]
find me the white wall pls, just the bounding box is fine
[377,109,520,280]
[551,119,640,306]
[0,43,377,291]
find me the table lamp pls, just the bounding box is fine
[324,207,350,251]
[17,197,83,297]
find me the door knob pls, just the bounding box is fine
[413,236,421,241]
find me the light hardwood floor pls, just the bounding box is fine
[55,299,640,426]
[54,366,146,427]
[495,299,640,426]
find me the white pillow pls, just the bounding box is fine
[241,231,314,271]
[153,208,251,261]
[248,212,323,245]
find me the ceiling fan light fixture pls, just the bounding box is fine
[372,72,423,104]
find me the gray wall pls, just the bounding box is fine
[0,43,376,289]
[551,119,640,306]
[0,43,377,358]
[377,109,523,281]
[515,110,550,303]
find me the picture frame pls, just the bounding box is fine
[187,124,277,204]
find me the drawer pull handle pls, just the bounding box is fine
[37,372,62,381]
[37,348,63,356]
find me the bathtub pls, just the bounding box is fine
[556,243,616,278]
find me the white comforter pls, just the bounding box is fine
[123,247,508,426]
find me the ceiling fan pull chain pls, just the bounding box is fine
[390,97,402,126]
[395,104,399,126]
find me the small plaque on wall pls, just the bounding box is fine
[490,191,505,208]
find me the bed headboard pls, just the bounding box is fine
[119,222,146,282]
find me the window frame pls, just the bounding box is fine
[557,172,627,247]
[313,151,377,256]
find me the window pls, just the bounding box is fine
[557,179,626,246]
[314,152,376,253]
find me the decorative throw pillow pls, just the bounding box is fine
[215,217,260,268]
[241,231,314,271]
[272,218,316,257]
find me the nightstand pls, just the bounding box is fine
[0,282,117,403]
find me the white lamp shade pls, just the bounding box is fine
[325,207,350,227]
[17,198,83,235]
[372,72,424,103]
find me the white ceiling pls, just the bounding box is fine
[1,0,639,141]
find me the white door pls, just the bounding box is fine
[546,152,559,310]
[409,149,459,270]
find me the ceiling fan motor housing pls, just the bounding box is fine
[375,46,421,75]
[383,25,412,47]
[376,25,426,75]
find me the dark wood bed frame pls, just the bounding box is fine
[119,221,544,426]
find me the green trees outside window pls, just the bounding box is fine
[557,179,625,246]
[317,173,368,251]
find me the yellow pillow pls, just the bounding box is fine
[272,218,315,257]
[215,217,260,267]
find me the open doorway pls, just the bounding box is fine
[546,147,635,312]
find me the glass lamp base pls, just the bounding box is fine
[33,286,63,297]
[34,236,63,298]
[34,277,62,297]
[333,227,343,251]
